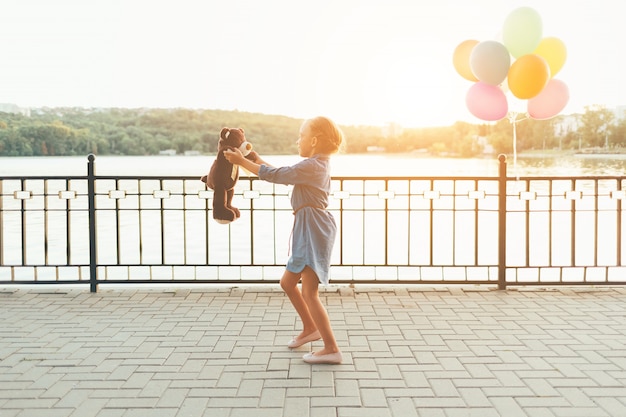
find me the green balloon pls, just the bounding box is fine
[502,7,543,59]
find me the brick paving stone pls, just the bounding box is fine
[0,285,625,417]
[258,387,285,407]
[283,397,310,417]
[310,407,339,417]
[154,388,188,408]
[338,406,392,417]
[175,397,209,416]
[593,397,626,416]
[310,370,334,388]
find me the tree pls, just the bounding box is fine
[488,130,513,154]
[2,106,622,158]
[528,118,556,151]
[0,129,33,156]
[609,118,626,148]
[450,122,481,157]
[579,105,614,148]
[486,119,513,154]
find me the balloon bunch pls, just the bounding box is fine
[453,7,569,122]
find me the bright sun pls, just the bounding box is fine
[311,4,468,128]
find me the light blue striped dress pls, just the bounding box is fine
[258,154,336,285]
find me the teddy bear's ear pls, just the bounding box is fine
[220,127,230,140]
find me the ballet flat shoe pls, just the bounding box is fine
[287,330,321,349]
[302,351,343,365]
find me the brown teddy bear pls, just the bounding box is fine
[201,127,259,224]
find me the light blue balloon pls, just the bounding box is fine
[469,40,511,86]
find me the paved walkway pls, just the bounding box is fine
[1,284,625,417]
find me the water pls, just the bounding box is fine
[1,152,626,177]
[2,153,626,280]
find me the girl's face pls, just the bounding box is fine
[297,121,317,157]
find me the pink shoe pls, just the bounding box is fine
[287,330,321,349]
[303,351,343,365]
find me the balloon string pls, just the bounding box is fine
[509,111,519,180]
[508,111,527,181]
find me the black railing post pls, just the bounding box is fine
[498,154,507,290]
[87,154,98,293]
[617,179,622,266]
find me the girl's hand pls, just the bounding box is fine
[224,147,262,176]
[223,148,243,164]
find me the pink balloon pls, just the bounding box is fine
[465,82,508,121]
[527,79,569,120]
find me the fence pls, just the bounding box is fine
[1,154,625,292]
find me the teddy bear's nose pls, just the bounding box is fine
[239,141,252,156]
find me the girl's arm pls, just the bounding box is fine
[253,154,273,168]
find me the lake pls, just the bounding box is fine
[2,152,626,282]
[1,152,626,177]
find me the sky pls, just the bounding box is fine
[0,0,624,128]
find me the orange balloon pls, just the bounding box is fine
[533,37,567,78]
[453,40,479,82]
[507,54,550,99]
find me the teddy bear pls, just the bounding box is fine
[200,127,259,224]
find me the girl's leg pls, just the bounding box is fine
[300,266,340,356]
[280,269,318,338]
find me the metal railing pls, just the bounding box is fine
[1,154,625,292]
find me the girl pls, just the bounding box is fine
[223,116,343,364]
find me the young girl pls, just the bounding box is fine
[223,116,343,364]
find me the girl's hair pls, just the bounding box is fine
[308,116,344,154]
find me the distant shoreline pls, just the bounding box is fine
[515,149,626,159]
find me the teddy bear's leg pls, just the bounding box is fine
[212,187,236,224]
[225,188,241,218]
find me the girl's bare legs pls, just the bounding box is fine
[280,269,318,339]
[300,266,340,356]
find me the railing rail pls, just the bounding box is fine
[1,154,625,292]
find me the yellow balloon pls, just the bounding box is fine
[533,37,567,77]
[453,39,479,82]
[507,54,550,99]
